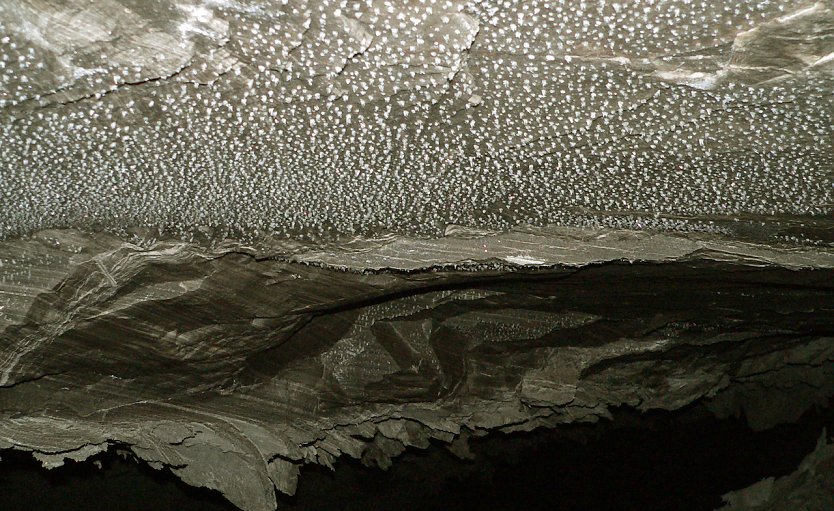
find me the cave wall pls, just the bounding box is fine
[1,1,834,509]
[0,228,833,511]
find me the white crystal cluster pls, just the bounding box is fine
[0,0,832,239]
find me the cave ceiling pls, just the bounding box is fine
[1,1,833,511]
[0,0,832,240]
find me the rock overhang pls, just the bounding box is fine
[1,1,834,510]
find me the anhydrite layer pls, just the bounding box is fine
[0,226,833,511]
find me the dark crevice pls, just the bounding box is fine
[1,397,832,511]
[282,399,834,511]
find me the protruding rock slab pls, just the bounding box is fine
[0,227,832,510]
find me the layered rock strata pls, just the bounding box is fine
[0,227,832,511]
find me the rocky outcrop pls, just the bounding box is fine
[719,431,834,511]
[0,227,832,511]
[1,0,833,509]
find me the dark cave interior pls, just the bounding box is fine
[2,399,832,511]
[2,1,834,510]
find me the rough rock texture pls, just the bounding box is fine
[719,431,834,511]
[0,0,832,240]
[0,227,833,511]
[1,0,834,510]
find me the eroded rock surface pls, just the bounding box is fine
[720,431,834,511]
[1,0,834,509]
[0,227,832,511]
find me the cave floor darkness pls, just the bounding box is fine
[1,399,833,511]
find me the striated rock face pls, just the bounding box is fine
[1,0,833,509]
[0,227,833,510]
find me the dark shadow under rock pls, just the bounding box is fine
[2,399,833,511]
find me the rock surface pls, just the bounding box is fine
[1,0,834,510]
[0,227,832,510]
[719,431,834,511]
[0,0,832,240]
